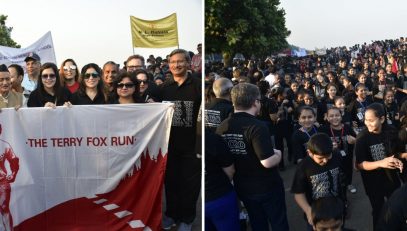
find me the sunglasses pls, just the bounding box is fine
[117,83,135,89]
[84,73,99,79]
[41,74,56,79]
[138,80,148,84]
[63,65,77,71]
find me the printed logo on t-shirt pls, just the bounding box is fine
[369,143,386,161]
[171,101,194,127]
[205,110,221,128]
[309,167,339,200]
[221,134,247,155]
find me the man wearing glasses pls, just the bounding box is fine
[126,54,146,72]
[22,52,41,98]
[158,49,201,231]
[216,83,288,231]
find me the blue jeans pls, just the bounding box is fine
[238,182,289,231]
[205,190,240,231]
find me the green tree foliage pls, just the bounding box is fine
[206,0,290,59]
[0,15,21,48]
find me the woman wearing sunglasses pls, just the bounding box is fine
[59,58,80,93]
[110,72,142,104]
[27,62,71,108]
[70,63,106,105]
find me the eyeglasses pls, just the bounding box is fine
[127,65,143,70]
[169,60,186,65]
[41,74,56,79]
[117,83,135,89]
[63,65,77,71]
[84,73,99,79]
[138,80,148,84]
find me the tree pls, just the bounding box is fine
[0,15,21,48]
[205,0,290,65]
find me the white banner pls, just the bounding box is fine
[0,103,174,230]
[0,31,56,71]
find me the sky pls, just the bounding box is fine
[280,0,406,50]
[1,0,202,68]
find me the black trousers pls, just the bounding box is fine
[165,153,201,224]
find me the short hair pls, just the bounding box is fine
[311,197,344,227]
[366,102,386,119]
[169,49,191,63]
[231,83,260,110]
[212,77,233,98]
[307,133,333,157]
[126,54,145,66]
[8,64,23,76]
[103,61,118,70]
[0,64,8,72]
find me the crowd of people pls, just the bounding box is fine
[0,44,202,231]
[205,37,407,231]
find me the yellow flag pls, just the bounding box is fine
[130,13,179,48]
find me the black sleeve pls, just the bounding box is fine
[354,132,369,164]
[250,123,274,161]
[291,130,306,160]
[291,161,308,194]
[27,90,42,107]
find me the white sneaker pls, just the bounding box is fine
[347,185,357,194]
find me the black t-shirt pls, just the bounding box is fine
[354,127,401,195]
[318,124,356,156]
[291,126,318,161]
[27,87,72,107]
[70,91,106,105]
[205,129,234,202]
[291,152,344,204]
[383,101,399,127]
[157,74,201,156]
[205,98,234,132]
[348,98,372,129]
[216,112,282,195]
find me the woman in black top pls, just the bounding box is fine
[27,62,71,107]
[70,63,106,105]
[354,103,403,229]
[109,72,142,104]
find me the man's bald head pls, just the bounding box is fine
[213,77,233,99]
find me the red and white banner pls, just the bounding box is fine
[0,103,174,231]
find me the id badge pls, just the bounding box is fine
[357,112,364,120]
[340,150,346,157]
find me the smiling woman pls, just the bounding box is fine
[109,71,142,104]
[70,63,106,105]
[27,62,72,108]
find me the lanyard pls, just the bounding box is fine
[330,125,344,146]
[301,126,317,138]
[357,99,366,110]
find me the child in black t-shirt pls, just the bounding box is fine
[319,107,357,194]
[291,106,318,163]
[382,89,399,128]
[354,102,403,229]
[291,133,345,228]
